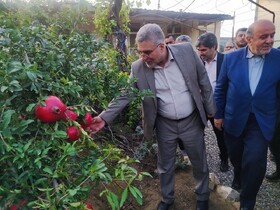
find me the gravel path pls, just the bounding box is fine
[204,123,280,210]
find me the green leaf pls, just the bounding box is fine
[1,86,8,92]
[53,130,67,138]
[106,191,119,210]
[0,110,15,130]
[68,189,78,196]
[34,158,42,168]
[9,80,22,91]
[132,186,142,198]
[120,187,128,207]
[23,140,32,151]
[26,71,38,81]
[69,202,82,207]
[42,147,52,156]
[19,119,34,128]
[43,167,53,175]
[26,103,36,112]
[38,187,53,192]
[128,186,143,205]
[34,177,48,185]
[8,61,23,73]
[141,172,152,177]
[128,185,137,198]
[138,174,143,181]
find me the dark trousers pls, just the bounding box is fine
[225,114,269,209]
[208,117,228,161]
[269,123,280,171]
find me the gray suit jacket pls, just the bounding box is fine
[100,43,216,139]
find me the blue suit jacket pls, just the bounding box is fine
[214,47,280,140]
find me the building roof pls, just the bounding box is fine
[130,8,233,27]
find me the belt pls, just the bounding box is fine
[158,108,197,122]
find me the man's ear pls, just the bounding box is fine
[246,36,251,44]
[159,43,165,50]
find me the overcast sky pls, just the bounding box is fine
[140,0,256,37]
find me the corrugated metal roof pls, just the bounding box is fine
[130,8,233,25]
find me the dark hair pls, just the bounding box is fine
[235,27,247,37]
[195,32,217,49]
[165,34,175,39]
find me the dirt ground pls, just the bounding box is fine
[87,122,237,210]
[89,152,236,210]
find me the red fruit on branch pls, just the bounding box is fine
[86,203,93,209]
[66,126,81,141]
[10,199,27,210]
[80,113,93,129]
[62,109,78,121]
[35,96,67,123]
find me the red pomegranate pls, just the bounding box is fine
[35,96,67,123]
[86,203,93,209]
[10,199,27,210]
[80,113,93,129]
[62,109,78,121]
[66,126,81,141]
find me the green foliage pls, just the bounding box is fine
[129,0,151,8]
[0,1,150,209]
[94,0,131,37]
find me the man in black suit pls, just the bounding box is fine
[196,32,229,172]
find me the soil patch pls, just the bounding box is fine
[88,151,236,210]
[87,123,236,210]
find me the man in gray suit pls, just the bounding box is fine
[89,23,216,210]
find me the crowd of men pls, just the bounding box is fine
[88,19,280,210]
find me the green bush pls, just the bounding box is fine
[0,1,150,209]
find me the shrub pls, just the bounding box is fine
[0,2,150,209]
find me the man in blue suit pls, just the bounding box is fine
[214,19,280,210]
[266,46,280,181]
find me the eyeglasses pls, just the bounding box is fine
[137,43,161,56]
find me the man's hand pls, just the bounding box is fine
[88,116,106,137]
[214,118,223,131]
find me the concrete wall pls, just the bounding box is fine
[255,0,280,48]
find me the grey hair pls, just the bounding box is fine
[176,35,192,43]
[135,23,165,45]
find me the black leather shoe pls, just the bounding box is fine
[266,171,280,181]
[220,160,229,172]
[196,200,209,210]
[157,201,173,210]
